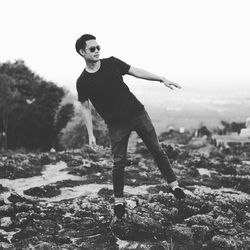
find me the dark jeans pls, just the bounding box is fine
[108,110,177,198]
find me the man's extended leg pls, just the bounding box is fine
[109,126,131,218]
[134,111,186,199]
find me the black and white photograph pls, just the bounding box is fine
[0,0,250,249]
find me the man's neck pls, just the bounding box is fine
[85,60,101,73]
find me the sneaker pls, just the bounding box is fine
[114,203,126,219]
[169,187,186,199]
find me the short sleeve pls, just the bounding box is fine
[76,78,89,103]
[111,56,131,75]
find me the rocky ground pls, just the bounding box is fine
[1,133,250,250]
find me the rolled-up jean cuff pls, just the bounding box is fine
[169,180,178,188]
[115,197,125,204]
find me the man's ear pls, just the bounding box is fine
[79,49,85,56]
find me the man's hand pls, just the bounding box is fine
[161,77,182,90]
[89,134,97,150]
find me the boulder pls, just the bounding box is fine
[24,185,61,198]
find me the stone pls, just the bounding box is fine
[170,224,194,247]
[24,185,61,198]
[7,192,34,204]
[0,242,15,250]
[0,217,12,228]
[0,205,14,216]
[185,214,215,227]
[0,185,8,193]
[244,220,250,229]
[191,224,212,242]
[215,216,234,229]
[39,154,51,165]
[15,212,31,227]
[110,213,163,241]
[209,235,243,249]
[14,202,34,213]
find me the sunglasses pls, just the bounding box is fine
[88,45,101,53]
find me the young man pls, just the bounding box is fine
[75,34,186,219]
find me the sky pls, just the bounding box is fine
[1,0,250,97]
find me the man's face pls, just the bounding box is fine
[80,39,100,62]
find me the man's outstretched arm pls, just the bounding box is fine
[127,66,181,90]
[80,100,96,148]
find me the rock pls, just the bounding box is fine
[215,216,234,229]
[116,240,172,250]
[244,220,250,229]
[187,137,208,149]
[39,154,51,165]
[12,226,38,242]
[178,204,200,221]
[185,214,215,227]
[191,224,212,242]
[8,192,34,204]
[14,202,34,213]
[50,148,56,153]
[0,242,15,249]
[0,184,9,193]
[0,154,44,179]
[15,212,31,227]
[126,200,137,209]
[110,206,165,241]
[24,185,61,198]
[237,164,250,175]
[170,224,194,248]
[0,205,14,216]
[28,242,61,250]
[0,217,12,228]
[13,220,61,242]
[0,231,9,243]
[66,156,84,167]
[97,187,113,200]
[196,145,217,158]
[209,235,243,249]
[0,198,5,206]
[68,165,87,176]
[237,178,250,194]
[161,144,180,159]
[219,165,237,175]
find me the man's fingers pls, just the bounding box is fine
[89,141,97,150]
[173,83,181,89]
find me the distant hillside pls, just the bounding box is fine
[146,101,250,133]
[126,82,250,133]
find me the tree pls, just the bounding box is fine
[231,122,245,134]
[0,60,65,151]
[0,73,19,150]
[221,120,245,134]
[54,103,75,149]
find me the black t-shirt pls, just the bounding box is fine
[76,56,144,126]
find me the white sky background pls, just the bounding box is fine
[1,0,250,97]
